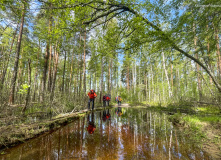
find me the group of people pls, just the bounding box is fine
[87,89,123,110]
[103,94,111,107]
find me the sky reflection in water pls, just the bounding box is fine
[0,107,214,160]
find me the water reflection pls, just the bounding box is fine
[86,112,96,134]
[0,108,216,160]
[115,107,123,117]
[102,109,111,122]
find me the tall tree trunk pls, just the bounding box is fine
[79,34,82,96]
[215,28,221,78]
[42,44,49,99]
[127,65,130,92]
[47,3,53,92]
[162,65,164,102]
[33,40,40,101]
[206,24,213,84]
[51,45,59,100]
[170,56,173,93]
[110,59,113,95]
[83,30,86,93]
[22,59,31,113]
[100,56,104,103]
[151,65,154,102]
[9,5,26,104]
[47,44,52,91]
[108,59,111,92]
[162,51,172,97]
[69,43,75,94]
[193,24,202,100]
[17,50,24,104]
[62,51,67,93]
[1,24,18,90]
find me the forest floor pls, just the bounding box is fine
[0,106,110,153]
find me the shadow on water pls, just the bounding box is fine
[0,107,216,160]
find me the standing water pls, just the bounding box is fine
[0,107,214,160]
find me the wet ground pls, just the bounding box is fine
[0,107,216,160]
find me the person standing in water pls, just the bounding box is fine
[87,89,97,110]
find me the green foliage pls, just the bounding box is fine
[18,84,30,95]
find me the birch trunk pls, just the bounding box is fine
[162,51,172,97]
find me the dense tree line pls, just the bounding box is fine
[0,0,221,115]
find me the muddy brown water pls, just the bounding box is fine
[0,107,216,160]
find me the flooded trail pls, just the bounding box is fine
[0,107,215,160]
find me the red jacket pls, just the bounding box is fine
[88,92,97,99]
[106,96,110,101]
[87,125,96,134]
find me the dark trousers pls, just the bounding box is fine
[118,101,121,106]
[103,100,106,107]
[107,101,109,106]
[88,99,95,109]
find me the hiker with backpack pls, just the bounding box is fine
[106,95,110,106]
[87,89,97,110]
[117,96,122,106]
[103,94,106,107]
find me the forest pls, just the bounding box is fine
[0,0,221,158]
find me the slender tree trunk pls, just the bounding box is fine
[79,34,82,96]
[47,3,53,92]
[16,49,23,102]
[69,43,75,93]
[162,51,172,97]
[62,51,67,93]
[42,44,49,99]
[193,24,202,100]
[170,56,173,93]
[9,5,25,104]
[145,71,148,103]
[108,59,111,92]
[135,57,136,93]
[83,30,86,93]
[23,59,31,113]
[148,70,151,103]
[47,44,52,91]
[162,65,164,102]
[206,24,213,84]
[127,65,130,92]
[215,28,221,77]
[1,24,18,90]
[100,56,103,103]
[33,40,40,101]
[110,58,113,95]
[51,45,59,100]
[151,65,154,102]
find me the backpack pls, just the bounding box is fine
[90,89,95,94]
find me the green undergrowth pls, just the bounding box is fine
[128,101,148,106]
[169,113,206,143]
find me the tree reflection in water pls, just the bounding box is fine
[0,108,215,160]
